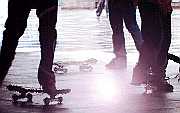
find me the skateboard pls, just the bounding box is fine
[7,85,71,105]
[53,58,97,74]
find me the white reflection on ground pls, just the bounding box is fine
[91,70,129,102]
[94,77,118,101]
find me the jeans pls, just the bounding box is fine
[108,0,143,57]
[154,11,172,74]
[0,0,58,83]
[138,1,172,76]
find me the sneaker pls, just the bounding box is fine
[106,57,127,70]
[156,81,174,92]
[38,66,57,98]
[41,79,57,98]
[148,73,174,92]
[148,80,174,93]
[131,64,147,85]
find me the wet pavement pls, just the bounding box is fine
[0,6,180,113]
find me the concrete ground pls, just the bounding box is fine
[0,8,180,113]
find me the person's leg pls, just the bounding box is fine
[138,2,162,68]
[106,4,127,69]
[155,12,172,75]
[0,0,30,82]
[36,0,58,97]
[150,11,173,92]
[131,2,162,85]
[123,1,143,52]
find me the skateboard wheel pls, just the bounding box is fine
[12,94,18,102]
[26,93,33,102]
[166,85,174,92]
[54,67,58,72]
[58,97,63,103]
[43,97,50,105]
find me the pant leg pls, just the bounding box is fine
[123,1,143,51]
[137,1,162,69]
[108,5,126,57]
[155,11,172,75]
[0,0,30,80]
[36,0,58,85]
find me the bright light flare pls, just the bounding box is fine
[93,77,119,101]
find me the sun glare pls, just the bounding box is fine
[93,76,119,101]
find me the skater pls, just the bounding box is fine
[106,0,143,69]
[0,0,58,97]
[96,0,109,17]
[131,0,173,92]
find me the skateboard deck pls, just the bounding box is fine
[53,58,97,74]
[7,85,71,105]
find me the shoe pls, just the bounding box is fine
[131,64,147,86]
[38,66,57,98]
[41,78,57,98]
[156,81,174,92]
[149,79,174,93]
[106,57,127,70]
[148,73,174,92]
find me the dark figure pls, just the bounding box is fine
[0,0,58,97]
[131,0,173,92]
[106,0,143,69]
